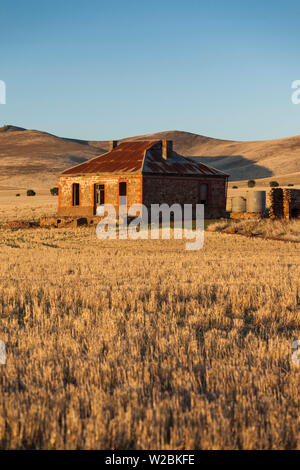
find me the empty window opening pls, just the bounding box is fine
[291,207,300,219]
[95,184,105,207]
[119,182,127,206]
[200,183,208,204]
[72,183,80,206]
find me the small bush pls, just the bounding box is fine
[27,189,36,196]
[16,193,20,197]
[288,184,294,187]
[269,181,279,188]
[247,180,256,188]
[50,187,59,196]
[232,186,238,189]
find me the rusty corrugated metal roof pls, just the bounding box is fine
[61,140,228,177]
[143,148,228,176]
[61,141,158,175]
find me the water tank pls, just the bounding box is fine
[231,196,246,212]
[246,191,266,213]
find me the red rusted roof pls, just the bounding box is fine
[61,140,228,177]
[61,141,159,175]
[143,147,227,176]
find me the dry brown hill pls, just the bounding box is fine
[122,130,300,182]
[1,126,300,190]
[0,125,106,189]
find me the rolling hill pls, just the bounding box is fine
[0,125,107,189]
[125,130,300,183]
[1,125,300,190]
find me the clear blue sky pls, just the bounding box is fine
[1,0,300,141]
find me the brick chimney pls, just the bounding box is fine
[109,140,118,151]
[162,140,173,160]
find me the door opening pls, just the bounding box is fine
[94,184,105,214]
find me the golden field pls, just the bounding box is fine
[0,190,57,224]
[0,198,300,449]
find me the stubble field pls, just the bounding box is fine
[0,205,300,450]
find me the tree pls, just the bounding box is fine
[50,187,59,196]
[27,189,36,196]
[269,181,279,187]
[247,180,256,188]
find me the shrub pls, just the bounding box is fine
[247,180,256,188]
[16,194,20,197]
[50,187,59,196]
[288,184,294,187]
[232,186,238,189]
[269,181,279,187]
[27,189,36,196]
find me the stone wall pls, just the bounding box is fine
[283,189,300,219]
[142,176,227,219]
[230,212,263,220]
[58,174,227,219]
[58,174,142,217]
[269,188,300,220]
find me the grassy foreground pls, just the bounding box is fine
[207,218,300,242]
[0,225,300,449]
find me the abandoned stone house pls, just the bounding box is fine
[58,140,229,219]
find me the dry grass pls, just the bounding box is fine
[0,218,300,449]
[207,218,300,242]
[0,192,57,224]
[228,174,300,188]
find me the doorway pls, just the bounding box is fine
[94,184,105,214]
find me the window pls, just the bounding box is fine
[119,182,127,206]
[119,182,127,196]
[199,183,208,204]
[94,184,105,207]
[72,183,80,206]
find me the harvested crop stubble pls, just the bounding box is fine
[207,219,300,242]
[0,227,299,449]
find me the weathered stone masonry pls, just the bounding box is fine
[143,176,227,218]
[269,188,300,220]
[58,175,142,217]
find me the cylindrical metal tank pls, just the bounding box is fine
[246,191,266,213]
[231,196,246,212]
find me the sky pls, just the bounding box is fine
[1,0,300,141]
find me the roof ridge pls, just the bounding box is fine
[140,141,161,173]
[60,140,161,176]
